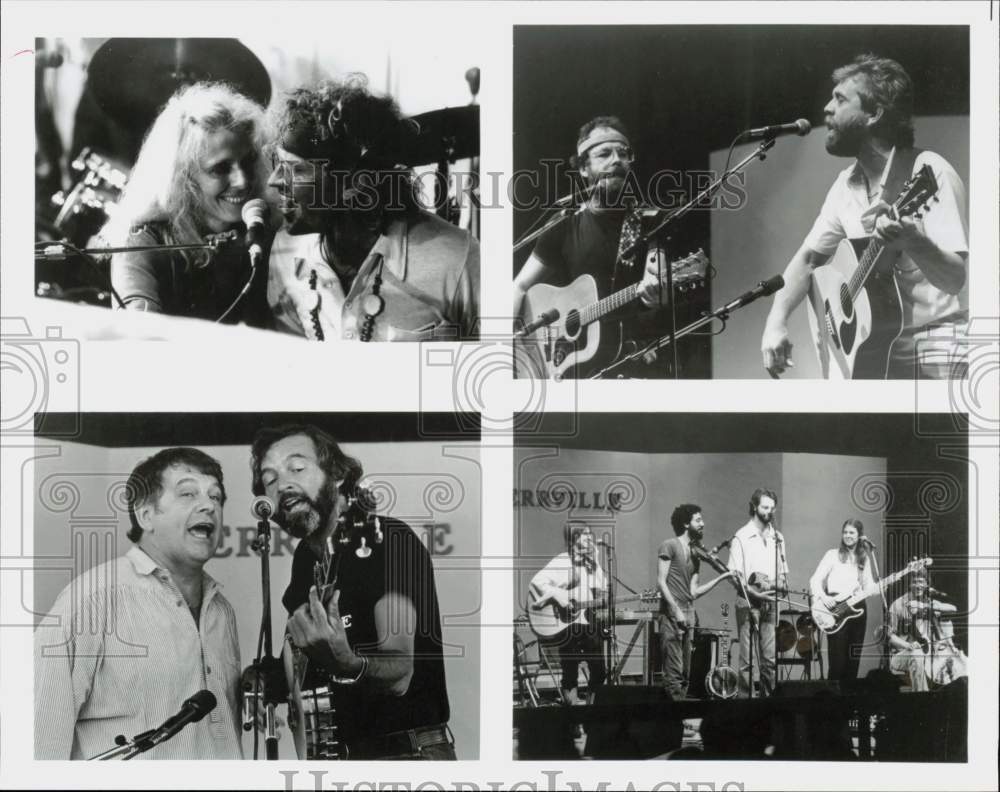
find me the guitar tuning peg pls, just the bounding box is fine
[355,536,372,559]
[933,195,940,202]
[374,516,383,544]
[914,212,922,219]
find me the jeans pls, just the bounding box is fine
[659,610,694,700]
[826,603,866,682]
[550,621,606,694]
[735,602,776,697]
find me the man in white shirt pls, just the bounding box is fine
[761,53,968,380]
[726,488,789,697]
[34,447,243,759]
[529,520,608,705]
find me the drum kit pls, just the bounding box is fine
[35,38,480,307]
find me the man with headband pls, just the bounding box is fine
[513,116,679,377]
[266,75,480,341]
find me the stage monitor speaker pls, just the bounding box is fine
[584,686,682,759]
[774,679,840,697]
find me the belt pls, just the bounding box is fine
[348,723,452,759]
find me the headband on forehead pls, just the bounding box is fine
[577,128,630,158]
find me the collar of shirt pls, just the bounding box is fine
[368,217,409,282]
[847,145,897,203]
[125,545,221,601]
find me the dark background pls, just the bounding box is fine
[513,25,970,377]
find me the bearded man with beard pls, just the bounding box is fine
[512,116,683,377]
[265,75,479,341]
[761,54,969,379]
[250,425,453,759]
[726,488,789,698]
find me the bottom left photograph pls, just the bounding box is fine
[30,412,482,760]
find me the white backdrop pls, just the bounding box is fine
[32,437,482,759]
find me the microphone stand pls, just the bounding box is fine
[512,183,599,254]
[248,511,284,760]
[601,536,620,688]
[590,275,782,378]
[89,729,159,760]
[866,542,890,672]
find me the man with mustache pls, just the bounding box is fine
[761,54,968,379]
[251,424,453,759]
[726,488,789,697]
[34,448,243,759]
[512,116,682,377]
[265,75,479,341]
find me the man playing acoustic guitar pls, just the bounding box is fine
[528,520,608,705]
[761,54,968,380]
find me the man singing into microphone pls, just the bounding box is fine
[657,504,734,700]
[251,424,453,759]
[512,115,692,378]
[34,448,243,759]
[266,75,479,341]
[761,54,968,379]
[726,488,789,697]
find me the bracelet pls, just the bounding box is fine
[332,654,368,685]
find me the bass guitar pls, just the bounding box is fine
[806,164,940,379]
[518,249,708,380]
[811,557,932,635]
[527,587,659,639]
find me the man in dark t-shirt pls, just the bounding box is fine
[513,116,682,378]
[251,424,453,760]
[657,504,733,700]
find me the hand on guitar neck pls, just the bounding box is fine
[287,586,363,679]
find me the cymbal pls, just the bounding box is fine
[87,38,271,132]
[406,105,479,165]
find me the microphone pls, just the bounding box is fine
[146,690,216,748]
[710,537,733,555]
[860,536,876,549]
[745,119,812,141]
[723,274,784,312]
[465,67,480,98]
[241,199,269,266]
[251,495,275,521]
[595,538,612,547]
[926,586,950,599]
[515,308,560,338]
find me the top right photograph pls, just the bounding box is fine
[512,25,969,380]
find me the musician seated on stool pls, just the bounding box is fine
[529,521,608,705]
[887,570,956,692]
[104,83,273,326]
[809,518,875,682]
[761,54,968,379]
[266,75,480,341]
[34,448,244,759]
[251,424,453,760]
[657,504,733,700]
[725,488,789,698]
[512,116,685,370]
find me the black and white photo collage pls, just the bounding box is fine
[1,2,997,791]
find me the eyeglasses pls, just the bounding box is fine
[588,144,634,163]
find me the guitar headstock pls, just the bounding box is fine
[671,248,710,289]
[895,164,940,220]
[908,556,933,573]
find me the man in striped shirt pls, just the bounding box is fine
[34,447,244,759]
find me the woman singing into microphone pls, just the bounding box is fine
[810,518,875,682]
[105,83,272,325]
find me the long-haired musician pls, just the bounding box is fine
[105,82,273,324]
[810,518,875,682]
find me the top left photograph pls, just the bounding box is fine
[32,37,481,341]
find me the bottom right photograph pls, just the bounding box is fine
[512,412,970,762]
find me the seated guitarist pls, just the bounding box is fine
[512,116,682,378]
[528,520,608,705]
[762,54,968,380]
[887,570,957,692]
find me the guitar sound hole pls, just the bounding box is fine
[838,283,853,318]
[564,310,580,338]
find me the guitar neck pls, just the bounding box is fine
[580,282,640,327]
[853,565,916,605]
[846,237,887,300]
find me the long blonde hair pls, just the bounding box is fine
[104,82,271,268]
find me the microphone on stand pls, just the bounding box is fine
[515,308,560,338]
[859,536,876,550]
[251,495,275,521]
[744,119,812,140]
[241,199,269,267]
[710,536,734,556]
[723,275,784,312]
[145,690,216,748]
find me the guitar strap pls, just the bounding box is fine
[611,202,643,292]
[876,146,923,271]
